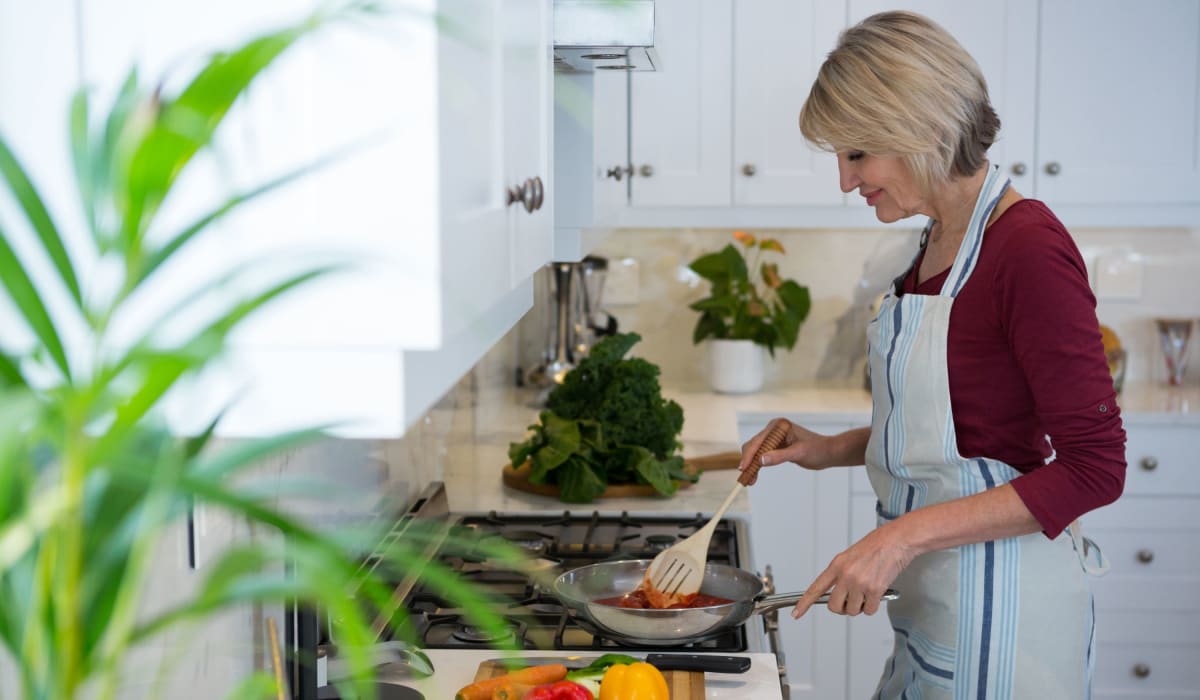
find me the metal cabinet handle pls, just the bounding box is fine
[1140,456,1159,471]
[605,165,633,181]
[741,163,757,177]
[1133,663,1151,679]
[1010,162,1027,176]
[639,164,654,177]
[506,178,537,213]
[531,176,545,211]
[1136,548,1155,564]
[1044,161,1062,175]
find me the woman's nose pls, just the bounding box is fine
[838,157,860,193]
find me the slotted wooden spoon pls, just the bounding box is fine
[642,422,790,608]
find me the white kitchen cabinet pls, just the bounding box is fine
[1084,420,1200,699]
[732,0,846,206]
[1036,0,1200,216]
[592,0,844,217]
[627,0,733,207]
[595,1,1200,228]
[55,0,555,436]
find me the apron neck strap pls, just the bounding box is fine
[938,163,1010,297]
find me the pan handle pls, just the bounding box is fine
[753,589,899,615]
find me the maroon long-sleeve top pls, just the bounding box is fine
[900,198,1126,538]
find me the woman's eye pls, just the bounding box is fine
[847,151,865,162]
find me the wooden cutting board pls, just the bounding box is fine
[501,451,742,500]
[472,660,704,698]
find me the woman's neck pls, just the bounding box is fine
[926,166,991,246]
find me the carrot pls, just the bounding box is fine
[455,664,568,700]
[491,681,537,700]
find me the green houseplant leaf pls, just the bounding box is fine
[0,7,532,700]
[687,231,811,355]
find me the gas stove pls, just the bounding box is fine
[405,508,748,651]
[288,482,772,699]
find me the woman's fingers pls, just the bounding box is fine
[792,566,837,620]
[737,419,791,484]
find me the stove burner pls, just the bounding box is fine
[453,623,517,645]
[644,534,678,552]
[500,529,555,557]
[525,601,567,616]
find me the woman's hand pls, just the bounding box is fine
[792,520,917,619]
[736,418,842,484]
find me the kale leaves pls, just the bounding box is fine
[508,333,692,503]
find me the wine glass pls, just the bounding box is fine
[1154,318,1194,386]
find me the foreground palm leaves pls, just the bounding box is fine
[0,7,525,700]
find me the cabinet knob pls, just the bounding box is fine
[531,176,545,211]
[506,178,538,213]
[1010,162,1027,176]
[741,163,757,177]
[1044,161,1062,176]
[639,164,654,177]
[605,165,632,181]
[1140,456,1159,471]
[1133,663,1151,679]
[1136,548,1155,564]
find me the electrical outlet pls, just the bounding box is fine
[1094,255,1142,301]
[605,257,640,306]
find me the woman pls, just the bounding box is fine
[738,11,1125,699]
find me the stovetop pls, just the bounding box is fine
[396,509,749,652]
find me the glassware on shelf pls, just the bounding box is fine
[1154,318,1194,386]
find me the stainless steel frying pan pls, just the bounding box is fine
[553,560,898,645]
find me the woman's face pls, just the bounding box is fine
[837,151,926,222]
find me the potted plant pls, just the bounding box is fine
[688,230,811,393]
[0,9,529,699]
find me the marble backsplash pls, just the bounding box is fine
[515,225,1200,393]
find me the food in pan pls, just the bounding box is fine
[593,589,733,609]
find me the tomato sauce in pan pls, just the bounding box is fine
[594,590,734,609]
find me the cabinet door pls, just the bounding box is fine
[1036,0,1200,205]
[846,1,1039,192]
[628,0,733,206]
[848,493,893,699]
[732,0,845,205]
[505,0,554,283]
[742,419,853,700]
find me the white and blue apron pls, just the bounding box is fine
[863,165,1108,699]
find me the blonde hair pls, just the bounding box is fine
[798,11,1000,194]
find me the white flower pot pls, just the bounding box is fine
[708,339,765,394]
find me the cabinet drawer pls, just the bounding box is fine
[1086,497,1199,531]
[1091,575,1200,613]
[1095,643,1200,695]
[1096,610,1200,646]
[1123,426,1200,495]
[1085,529,1200,577]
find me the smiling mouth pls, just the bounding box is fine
[863,190,882,205]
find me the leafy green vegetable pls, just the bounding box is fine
[508,333,692,503]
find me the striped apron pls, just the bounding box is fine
[863,165,1108,699]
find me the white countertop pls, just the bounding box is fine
[445,382,1200,517]
[373,649,783,700]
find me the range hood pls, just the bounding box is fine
[554,0,658,72]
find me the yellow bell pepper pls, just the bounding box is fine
[598,662,669,700]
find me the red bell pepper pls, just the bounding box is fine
[524,680,594,700]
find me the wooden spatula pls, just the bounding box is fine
[643,422,790,608]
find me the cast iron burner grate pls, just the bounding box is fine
[392,510,748,652]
